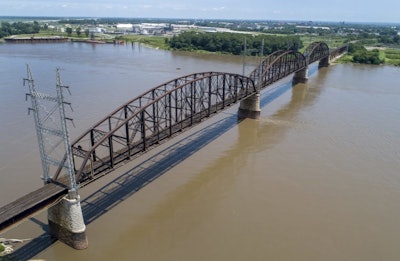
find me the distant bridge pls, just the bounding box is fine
[0,42,347,250]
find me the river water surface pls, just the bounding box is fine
[1,42,400,260]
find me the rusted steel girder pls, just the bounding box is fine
[304,42,330,65]
[330,44,348,60]
[258,50,307,88]
[53,72,256,185]
[52,42,348,188]
[248,50,287,86]
[248,50,307,89]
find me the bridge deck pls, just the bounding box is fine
[0,183,67,233]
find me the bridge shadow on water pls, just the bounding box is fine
[9,72,311,260]
[81,74,316,223]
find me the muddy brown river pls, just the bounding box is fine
[1,42,399,260]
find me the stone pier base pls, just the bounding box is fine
[238,93,261,120]
[293,67,308,84]
[319,57,330,68]
[48,195,88,250]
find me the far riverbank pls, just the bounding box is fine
[2,34,399,66]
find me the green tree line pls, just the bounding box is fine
[167,31,303,55]
[378,29,400,44]
[348,43,384,65]
[0,21,40,38]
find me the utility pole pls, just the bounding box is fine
[24,65,50,183]
[242,38,247,75]
[257,38,264,92]
[24,65,76,195]
[55,68,78,199]
[24,65,87,249]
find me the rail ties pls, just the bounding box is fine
[0,183,67,233]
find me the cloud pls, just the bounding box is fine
[212,7,226,11]
[0,0,398,22]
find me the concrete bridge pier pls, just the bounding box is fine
[238,93,261,120]
[293,67,308,84]
[48,192,88,250]
[319,56,330,68]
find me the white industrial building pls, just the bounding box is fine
[116,23,134,32]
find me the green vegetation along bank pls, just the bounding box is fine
[165,31,303,55]
[2,18,400,66]
[338,43,400,66]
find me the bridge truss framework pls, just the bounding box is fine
[52,42,347,189]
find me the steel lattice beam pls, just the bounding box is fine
[53,72,256,184]
[52,43,348,188]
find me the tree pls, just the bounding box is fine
[348,43,366,54]
[0,21,41,38]
[33,21,40,33]
[85,29,90,37]
[66,27,72,36]
[168,31,302,55]
[352,49,383,65]
[0,22,11,38]
[76,27,81,37]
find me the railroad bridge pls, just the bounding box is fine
[0,42,347,250]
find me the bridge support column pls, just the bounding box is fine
[238,93,261,120]
[293,67,308,84]
[319,57,330,68]
[48,193,88,250]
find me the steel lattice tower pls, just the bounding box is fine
[24,65,78,198]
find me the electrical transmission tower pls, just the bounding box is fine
[24,65,78,198]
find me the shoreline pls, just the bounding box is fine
[1,35,399,66]
[4,35,68,43]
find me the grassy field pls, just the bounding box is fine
[300,35,348,51]
[382,49,400,66]
[116,35,170,49]
[336,47,400,66]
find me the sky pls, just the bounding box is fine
[0,0,399,23]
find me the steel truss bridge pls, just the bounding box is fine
[0,42,347,233]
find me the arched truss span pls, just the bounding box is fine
[52,42,349,188]
[329,44,348,60]
[304,42,330,65]
[54,72,256,184]
[259,50,307,88]
[248,50,287,86]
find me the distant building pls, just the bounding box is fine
[88,27,102,33]
[116,24,133,32]
[296,26,330,30]
[198,27,217,33]
[133,23,167,35]
[171,24,196,33]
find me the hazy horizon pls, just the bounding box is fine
[1,0,399,24]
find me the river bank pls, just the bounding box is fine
[78,35,400,67]
[336,47,400,66]
[4,35,68,43]
[2,32,399,66]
